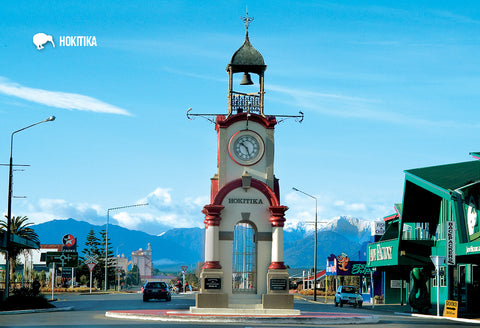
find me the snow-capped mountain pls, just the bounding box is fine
[33,216,374,270]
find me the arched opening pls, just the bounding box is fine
[232,221,256,293]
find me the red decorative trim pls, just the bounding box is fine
[210,177,219,203]
[268,261,286,270]
[274,178,280,203]
[215,117,223,169]
[216,113,277,129]
[269,205,288,227]
[202,261,222,269]
[212,178,279,206]
[202,204,224,228]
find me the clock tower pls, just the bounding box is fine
[192,14,297,314]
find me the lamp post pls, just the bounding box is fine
[4,116,55,299]
[104,203,148,291]
[292,187,318,301]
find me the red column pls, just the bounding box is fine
[202,204,224,270]
[268,205,288,270]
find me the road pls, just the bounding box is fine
[0,292,474,327]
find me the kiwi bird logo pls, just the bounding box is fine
[33,33,55,50]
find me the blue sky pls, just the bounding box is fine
[1,1,480,235]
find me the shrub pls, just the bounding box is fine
[0,295,54,311]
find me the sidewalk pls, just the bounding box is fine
[297,295,480,325]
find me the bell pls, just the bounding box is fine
[240,72,254,85]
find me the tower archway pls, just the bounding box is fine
[232,220,257,294]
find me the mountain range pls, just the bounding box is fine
[32,216,373,271]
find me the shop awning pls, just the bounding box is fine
[0,230,40,250]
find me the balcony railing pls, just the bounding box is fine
[230,92,260,114]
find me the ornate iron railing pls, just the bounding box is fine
[231,92,260,114]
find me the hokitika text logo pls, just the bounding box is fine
[33,33,97,50]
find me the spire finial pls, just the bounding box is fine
[242,7,254,32]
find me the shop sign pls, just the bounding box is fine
[390,280,402,288]
[466,245,480,254]
[337,252,350,273]
[371,221,385,236]
[443,300,458,318]
[351,263,372,275]
[369,244,393,263]
[326,255,337,276]
[446,221,456,265]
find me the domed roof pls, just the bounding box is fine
[227,32,266,74]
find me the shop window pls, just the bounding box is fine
[361,276,370,294]
[433,266,447,287]
[439,266,446,287]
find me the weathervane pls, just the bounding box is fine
[242,7,254,31]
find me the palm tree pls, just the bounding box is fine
[0,216,40,278]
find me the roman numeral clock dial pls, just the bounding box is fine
[229,130,265,166]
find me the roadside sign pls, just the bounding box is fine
[62,234,76,247]
[444,300,458,318]
[87,263,96,272]
[84,254,99,264]
[181,265,188,272]
[46,252,79,268]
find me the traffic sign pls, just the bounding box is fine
[181,265,188,272]
[84,254,99,264]
[46,252,79,267]
[87,263,96,272]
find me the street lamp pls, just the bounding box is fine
[292,187,318,301]
[104,203,148,291]
[4,116,55,299]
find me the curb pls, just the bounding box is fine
[105,310,380,325]
[395,312,480,325]
[0,306,74,315]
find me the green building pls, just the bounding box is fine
[368,158,480,315]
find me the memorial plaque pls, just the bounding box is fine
[270,278,287,291]
[205,278,221,289]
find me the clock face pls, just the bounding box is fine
[234,135,259,160]
[229,130,264,166]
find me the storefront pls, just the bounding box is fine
[368,159,480,315]
[327,253,373,303]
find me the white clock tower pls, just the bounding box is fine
[192,14,297,314]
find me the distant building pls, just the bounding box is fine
[112,253,129,273]
[131,243,152,278]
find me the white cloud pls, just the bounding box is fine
[10,186,206,235]
[0,77,132,116]
[20,198,104,226]
[144,187,173,208]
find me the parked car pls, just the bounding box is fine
[142,281,171,302]
[334,285,363,308]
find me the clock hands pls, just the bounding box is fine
[239,141,251,157]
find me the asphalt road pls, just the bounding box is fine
[0,292,475,328]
